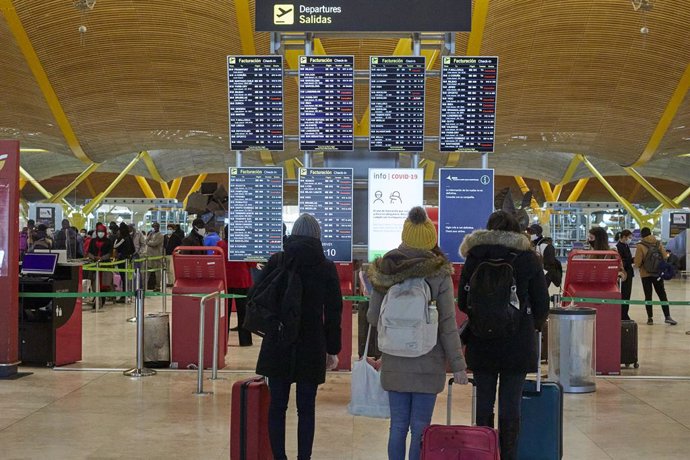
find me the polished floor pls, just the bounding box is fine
[2,277,690,459]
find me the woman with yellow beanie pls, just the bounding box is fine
[367,206,468,460]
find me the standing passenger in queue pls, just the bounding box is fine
[254,213,342,460]
[367,207,468,460]
[113,222,135,303]
[145,222,165,291]
[458,211,549,460]
[635,227,677,326]
[182,218,206,247]
[87,223,113,308]
[164,224,184,285]
[616,230,635,320]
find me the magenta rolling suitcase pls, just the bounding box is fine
[421,378,500,460]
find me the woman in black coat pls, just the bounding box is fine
[458,211,549,460]
[254,214,342,460]
[615,229,634,320]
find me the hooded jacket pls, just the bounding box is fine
[634,235,667,278]
[458,230,549,373]
[255,235,342,384]
[367,245,466,394]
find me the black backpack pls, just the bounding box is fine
[641,241,663,275]
[243,254,303,344]
[464,254,522,339]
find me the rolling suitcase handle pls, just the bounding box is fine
[447,377,477,426]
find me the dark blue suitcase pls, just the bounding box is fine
[517,332,564,460]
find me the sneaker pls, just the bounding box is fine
[665,317,678,326]
[647,318,654,325]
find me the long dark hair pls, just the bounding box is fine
[589,227,609,251]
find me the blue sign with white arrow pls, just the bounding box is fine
[438,168,494,263]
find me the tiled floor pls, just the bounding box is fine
[2,277,690,458]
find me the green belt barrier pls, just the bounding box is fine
[343,295,369,301]
[132,255,166,263]
[82,266,136,274]
[562,297,690,306]
[19,291,136,298]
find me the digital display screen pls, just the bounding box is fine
[298,168,353,262]
[21,253,58,275]
[228,56,284,151]
[370,56,426,152]
[228,167,284,261]
[299,56,355,151]
[440,56,498,153]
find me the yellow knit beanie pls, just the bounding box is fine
[401,207,437,250]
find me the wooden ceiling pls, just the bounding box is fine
[2,0,690,203]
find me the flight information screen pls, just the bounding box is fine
[370,56,426,152]
[299,56,355,151]
[298,168,353,262]
[228,167,284,261]
[227,56,284,151]
[439,56,498,153]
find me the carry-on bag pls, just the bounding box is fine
[517,332,564,460]
[421,378,500,460]
[230,376,273,460]
[621,319,639,369]
[348,325,389,418]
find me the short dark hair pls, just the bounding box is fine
[621,229,633,238]
[486,211,521,233]
[640,227,652,238]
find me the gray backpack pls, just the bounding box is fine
[377,278,438,358]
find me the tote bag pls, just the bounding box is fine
[348,325,390,419]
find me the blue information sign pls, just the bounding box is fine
[228,167,284,261]
[298,168,353,262]
[438,168,494,263]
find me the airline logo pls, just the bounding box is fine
[274,4,294,24]
[0,153,7,172]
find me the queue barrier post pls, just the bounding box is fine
[161,259,168,313]
[195,291,220,395]
[125,259,133,305]
[124,266,157,378]
[93,261,102,313]
[126,258,137,322]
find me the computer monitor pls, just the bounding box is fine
[33,249,68,264]
[21,253,58,276]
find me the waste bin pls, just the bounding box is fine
[144,313,170,368]
[548,307,596,394]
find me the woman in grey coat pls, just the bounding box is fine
[368,207,468,460]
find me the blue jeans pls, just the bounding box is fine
[388,391,437,460]
[268,378,318,460]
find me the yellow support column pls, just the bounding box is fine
[140,151,170,197]
[182,174,208,208]
[135,176,157,199]
[233,0,257,55]
[566,179,589,203]
[84,178,97,198]
[49,163,100,203]
[623,167,679,209]
[168,178,182,199]
[540,180,556,203]
[83,153,144,215]
[514,176,543,220]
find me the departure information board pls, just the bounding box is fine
[440,56,498,153]
[370,56,426,152]
[227,56,284,151]
[298,168,353,262]
[299,56,354,151]
[228,167,283,261]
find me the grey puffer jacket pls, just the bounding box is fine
[367,245,466,394]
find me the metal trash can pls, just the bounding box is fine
[548,307,596,393]
[144,313,170,368]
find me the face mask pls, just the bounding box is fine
[196,228,206,237]
[80,232,86,237]
[167,229,174,234]
[97,231,105,238]
[588,234,595,242]
[530,234,538,241]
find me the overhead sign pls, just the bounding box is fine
[298,168,353,262]
[368,168,424,261]
[370,56,426,152]
[228,56,284,151]
[440,57,498,153]
[255,0,472,32]
[438,168,494,263]
[670,212,690,239]
[299,55,355,151]
[228,167,284,261]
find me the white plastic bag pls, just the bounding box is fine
[348,326,390,419]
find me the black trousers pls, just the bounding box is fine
[620,270,633,320]
[268,378,318,460]
[641,276,670,318]
[474,371,527,421]
[229,287,252,346]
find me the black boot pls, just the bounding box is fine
[499,418,521,460]
[476,412,495,428]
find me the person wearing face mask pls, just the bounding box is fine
[164,224,184,285]
[616,230,635,320]
[145,222,165,291]
[87,223,114,307]
[526,224,561,289]
[181,218,207,253]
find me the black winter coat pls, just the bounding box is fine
[616,241,634,279]
[255,235,342,384]
[458,230,549,373]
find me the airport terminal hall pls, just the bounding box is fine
[3,0,690,459]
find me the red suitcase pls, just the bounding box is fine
[230,376,273,460]
[421,378,500,460]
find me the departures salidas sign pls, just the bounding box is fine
[255,0,471,32]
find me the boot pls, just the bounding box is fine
[476,412,495,428]
[499,418,521,460]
